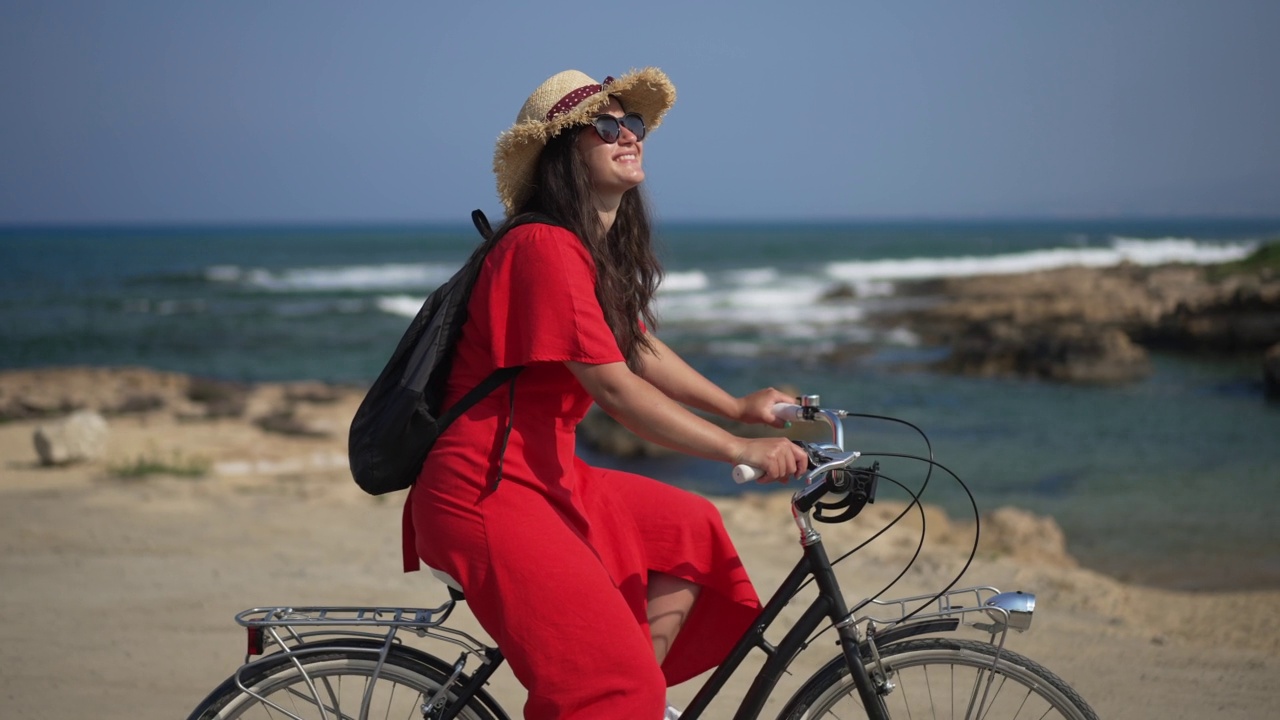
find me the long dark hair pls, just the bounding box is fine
[495,128,662,370]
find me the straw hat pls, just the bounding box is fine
[493,68,676,215]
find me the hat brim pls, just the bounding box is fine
[493,67,676,216]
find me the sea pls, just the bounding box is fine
[3,217,1279,592]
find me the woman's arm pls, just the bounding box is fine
[636,335,793,426]
[567,360,807,482]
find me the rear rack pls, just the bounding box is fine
[232,602,496,668]
[236,603,456,630]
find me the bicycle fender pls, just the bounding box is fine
[862,617,960,653]
[298,640,511,720]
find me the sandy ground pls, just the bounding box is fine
[1,375,1278,719]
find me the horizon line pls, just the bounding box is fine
[4,212,1280,232]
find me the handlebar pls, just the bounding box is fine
[732,401,852,484]
[729,397,881,538]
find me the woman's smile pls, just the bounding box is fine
[579,98,646,201]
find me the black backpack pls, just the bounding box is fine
[347,210,549,495]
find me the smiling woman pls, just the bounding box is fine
[576,99,648,204]
[400,68,809,720]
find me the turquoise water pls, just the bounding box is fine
[2,219,1279,590]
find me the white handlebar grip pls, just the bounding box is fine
[732,464,764,484]
[773,403,804,423]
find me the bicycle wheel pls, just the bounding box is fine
[188,644,506,720]
[779,637,1098,720]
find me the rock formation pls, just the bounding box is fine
[874,247,1280,391]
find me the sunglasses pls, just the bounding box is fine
[589,112,647,143]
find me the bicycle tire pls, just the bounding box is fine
[778,637,1099,720]
[187,643,507,720]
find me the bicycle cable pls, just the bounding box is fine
[831,413,983,622]
[790,412,937,598]
[855,452,981,625]
[794,412,983,646]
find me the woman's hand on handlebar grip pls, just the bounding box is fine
[736,388,800,427]
[732,437,808,484]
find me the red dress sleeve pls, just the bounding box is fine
[481,224,625,368]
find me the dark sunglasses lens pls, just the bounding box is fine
[592,113,647,143]
[593,115,621,143]
[620,113,646,140]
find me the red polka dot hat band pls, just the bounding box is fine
[545,77,615,121]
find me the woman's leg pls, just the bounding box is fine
[647,571,701,664]
[415,479,666,720]
[583,467,762,686]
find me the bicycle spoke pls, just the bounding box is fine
[898,663,915,720]
[198,649,498,720]
[278,682,350,720]
[786,639,1096,720]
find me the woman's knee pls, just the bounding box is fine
[647,572,701,664]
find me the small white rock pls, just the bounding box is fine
[33,410,110,466]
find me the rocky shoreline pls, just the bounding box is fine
[865,243,1280,393]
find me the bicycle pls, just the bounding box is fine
[187,395,1099,720]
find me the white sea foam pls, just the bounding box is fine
[661,270,710,292]
[376,294,426,318]
[826,237,1256,283]
[1109,236,1254,265]
[208,263,457,292]
[723,267,780,285]
[656,281,865,327]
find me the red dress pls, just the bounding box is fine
[402,223,762,719]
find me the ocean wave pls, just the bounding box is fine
[826,237,1256,282]
[205,263,458,292]
[1108,236,1255,264]
[121,298,209,315]
[661,270,710,292]
[375,294,426,318]
[656,282,864,325]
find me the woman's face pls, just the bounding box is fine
[576,97,645,200]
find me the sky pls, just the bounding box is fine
[2,0,1278,225]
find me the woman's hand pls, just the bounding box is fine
[732,436,809,483]
[735,387,799,427]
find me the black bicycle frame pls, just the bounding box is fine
[436,526,891,720]
[679,531,887,720]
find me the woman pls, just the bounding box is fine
[403,68,808,719]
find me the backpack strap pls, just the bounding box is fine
[434,365,523,431]
[456,208,561,490]
[471,209,494,241]
[471,208,559,243]
[492,371,520,489]
[433,365,523,491]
